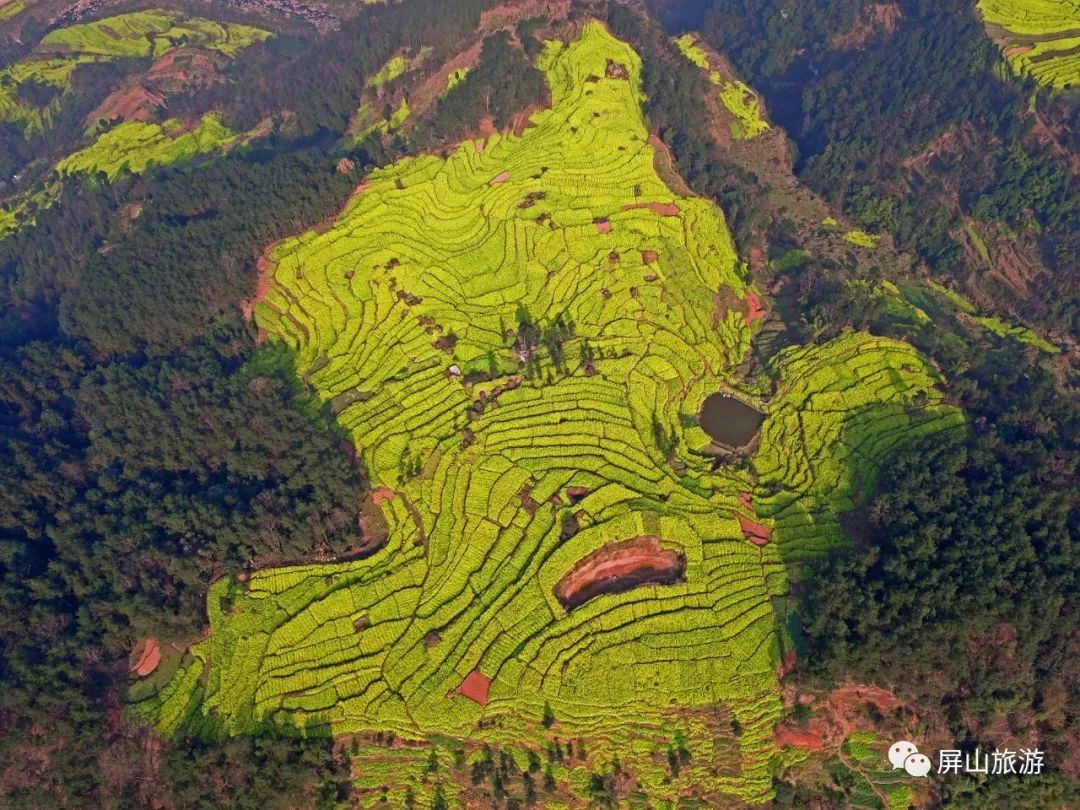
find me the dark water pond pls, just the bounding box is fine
[699,393,764,447]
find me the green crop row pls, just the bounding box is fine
[977,0,1080,89]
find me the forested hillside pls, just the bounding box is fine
[658,0,1079,341]
[0,0,1076,807]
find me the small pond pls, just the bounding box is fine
[699,393,764,448]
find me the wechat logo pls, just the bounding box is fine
[889,741,932,777]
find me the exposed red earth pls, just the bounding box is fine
[744,291,766,325]
[641,250,658,264]
[371,486,396,504]
[88,49,226,125]
[554,537,685,609]
[624,201,680,216]
[738,515,772,546]
[456,670,491,706]
[129,638,161,677]
[775,724,825,753]
[489,171,511,185]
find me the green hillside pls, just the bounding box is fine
[134,22,962,805]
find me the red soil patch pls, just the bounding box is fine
[739,491,753,511]
[775,724,825,752]
[554,537,685,610]
[565,485,590,503]
[129,638,161,677]
[1004,44,1034,57]
[456,670,491,706]
[738,515,772,546]
[511,103,542,136]
[594,218,611,234]
[828,683,904,717]
[241,252,274,321]
[489,171,511,186]
[641,250,658,265]
[479,0,571,30]
[88,49,225,125]
[624,201,680,216]
[744,291,766,325]
[371,486,396,505]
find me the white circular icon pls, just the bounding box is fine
[904,752,932,777]
[888,740,918,770]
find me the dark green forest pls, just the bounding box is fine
[683,0,1079,336]
[0,0,517,804]
[0,0,1077,806]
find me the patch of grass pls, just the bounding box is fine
[927,281,1059,354]
[718,79,770,139]
[774,249,810,272]
[674,34,710,70]
[446,66,470,93]
[842,229,879,248]
[974,315,1061,354]
[963,222,991,265]
[824,732,919,810]
[37,10,269,60]
[368,54,408,88]
[927,280,977,314]
[0,0,26,21]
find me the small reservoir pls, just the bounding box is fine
[699,393,764,447]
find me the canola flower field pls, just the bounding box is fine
[133,23,962,804]
[0,10,268,135]
[55,114,237,180]
[675,34,770,139]
[977,0,1080,89]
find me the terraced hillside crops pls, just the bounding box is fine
[55,114,237,180]
[977,0,1080,88]
[135,22,961,805]
[675,34,770,139]
[0,10,268,135]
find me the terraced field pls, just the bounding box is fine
[0,10,268,135]
[977,0,1080,89]
[675,34,770,139]
[134,23,962,805]
[55,114,237,180]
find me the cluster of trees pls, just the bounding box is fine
[801,364,1079,782]
[639,0,1078,788]
[690,0,1079,335]
[0,0,574,802]
[1,147,358,353]
[410,32,548,147]
[606,5,771,250]
[0,47,377,810]
[185,0,501,137]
